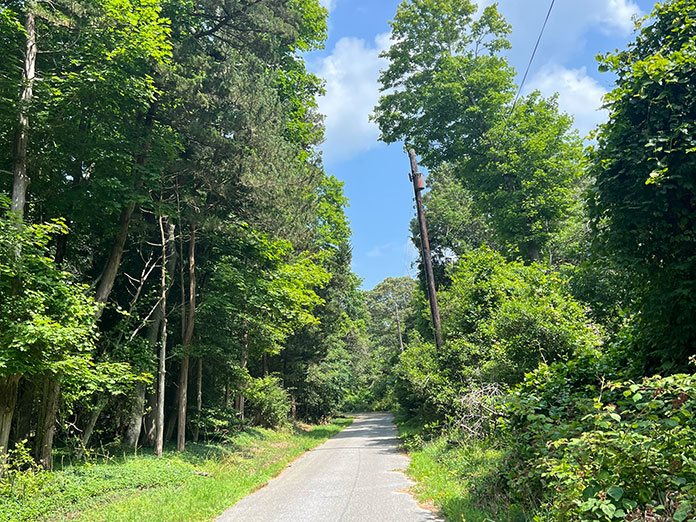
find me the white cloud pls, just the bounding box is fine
[525,65,608,138]
[319,0,336,13]
[367,242,395,258]
[598,0,641,35]
[312,33,392,165]
[479,0,641,38]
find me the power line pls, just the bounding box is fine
[510,0,556,112]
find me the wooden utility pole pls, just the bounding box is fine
[408,149,443,351]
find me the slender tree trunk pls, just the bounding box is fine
[263,353,269,377]
[176,357,189,451]
[192,358,202,443]
[93,105,156,319]
[54,220,70,267]
[237,336,249,421]
[78,395,107,457]
[224,380,230,409]
[94,202,136,318]
[176,228,196,451]
[394,302,404,352]
[11,9,36,220]
[3,12,36,451]
[155,217,175,457]
[0,375,21,454]
[34,375,60,470]
[143,391,157,446]
[125,382,146,448]
[155,282,167,455]
[140,306,162,447]
[164,407,177,442]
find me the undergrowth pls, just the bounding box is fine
[396,414,526,522]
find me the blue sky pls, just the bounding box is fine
[306,0,656,290]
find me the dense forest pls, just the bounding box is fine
[1,0,696,521]
[0,0,367,470]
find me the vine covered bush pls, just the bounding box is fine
[246,376,291,429]
[504,354,696,521]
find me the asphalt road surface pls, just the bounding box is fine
[217,413,442,522]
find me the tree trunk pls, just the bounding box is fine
[0,375,21,454]
[93,104,156,319]
[94,202,136,319]
[263,353,269,377]
[527,240,541,263]
[192,358,202,443]
[127,303,162,448]
[155,217,176,457]
[154,287,167,456]
[143,391,157,446]
[125,382,146,448]
[3,11,35,457]
[237,394,245,422]
[139,300,163,447]
[34,375,60,470]
[394,301,404,352]
[176,228,196,451]
[78,395,107,457]
[54,228,69,267]
[11,9,36,220]
[12,378,34,445]
[176,356,189,451]
[237,338,249,421]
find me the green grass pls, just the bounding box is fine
[395,416,526,522]
[0,418,352,522]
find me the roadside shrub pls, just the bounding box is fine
[441,247,602,385]
[197,406,242,440]
[395,248,601,431]
[504,354,696,521]
[0,440,48,500]
[299,347,352,422]
[246,375,291,429]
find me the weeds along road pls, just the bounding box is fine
[217,413,441,522]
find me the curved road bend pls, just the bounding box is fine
[217,413,442,522]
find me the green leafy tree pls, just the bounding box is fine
[0,203,97,463]
[374,0,584,261]
[590,0,696,369]
[365,277,416,353]
[199,224,328,421]
[411,164,495,288]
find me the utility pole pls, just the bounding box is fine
[408,149,443,351]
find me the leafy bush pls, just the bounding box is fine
[299,347,353,422]
[0,205,97,379]
[394,248,601,431]
[504,354,696,521]
[196,406,243,441]
[246,375,291,429]
[0,441,48,499]
[441,247,601,385]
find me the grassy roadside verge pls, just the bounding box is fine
[396,416,525,522]
[1,418,352,522]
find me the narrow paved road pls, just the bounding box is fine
[217,413,441,522]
